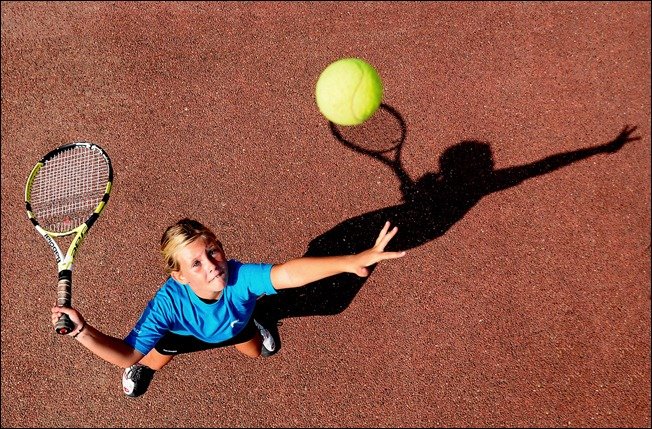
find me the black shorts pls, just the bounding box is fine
[154,317,257,356]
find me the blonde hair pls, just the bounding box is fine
[160,218,218,275]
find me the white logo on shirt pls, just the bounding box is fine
[230,320,240,328]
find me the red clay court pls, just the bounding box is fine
[1,2,650,427]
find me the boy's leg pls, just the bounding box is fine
[138,348,174,370]
[234,331,262,358]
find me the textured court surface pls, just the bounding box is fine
[1,2,650,428]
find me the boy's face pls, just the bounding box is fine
[171,236,229,299]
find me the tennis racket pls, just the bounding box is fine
[25,142,113,335]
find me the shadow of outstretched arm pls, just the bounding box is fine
[489,125,640,193]
[254,121,640,349]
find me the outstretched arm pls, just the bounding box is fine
[271,221,406,290]
[490,125,640,193]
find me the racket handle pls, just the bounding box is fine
[55,270,75,335]
[55,313,75,335]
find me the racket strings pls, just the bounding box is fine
[30,146,109,233]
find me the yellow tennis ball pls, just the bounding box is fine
[315,58,383,126]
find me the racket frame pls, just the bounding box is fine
[25,142,113,334]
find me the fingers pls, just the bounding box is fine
[51,304,81,327]
[51,308,63,328]
[375,221,391,246]
[376,221,399,250]
[51,305,66,324]
[354,222,405,276]
[380,250,407,260]
[371,221,407,260]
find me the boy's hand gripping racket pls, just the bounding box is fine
[25,142,113,334]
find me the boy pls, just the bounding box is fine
[51,218,405,397]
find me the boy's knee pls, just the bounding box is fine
[234,342,262,358]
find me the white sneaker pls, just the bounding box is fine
[254,319,276,356]
[122,363,155,397]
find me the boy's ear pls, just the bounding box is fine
[171,270,185,284]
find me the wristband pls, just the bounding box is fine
[72,323,85,339]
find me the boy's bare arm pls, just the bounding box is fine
[270,222,406,290]
[51,306,144,368]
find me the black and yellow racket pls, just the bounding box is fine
[25,142,113,335]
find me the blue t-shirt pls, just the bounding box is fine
[124,260,276,355]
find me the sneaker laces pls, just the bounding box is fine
[125,364,145,382]
[124,364,156,386]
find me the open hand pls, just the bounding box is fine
[351,221,406,277]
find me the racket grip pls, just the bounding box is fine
[55,270,75,335]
